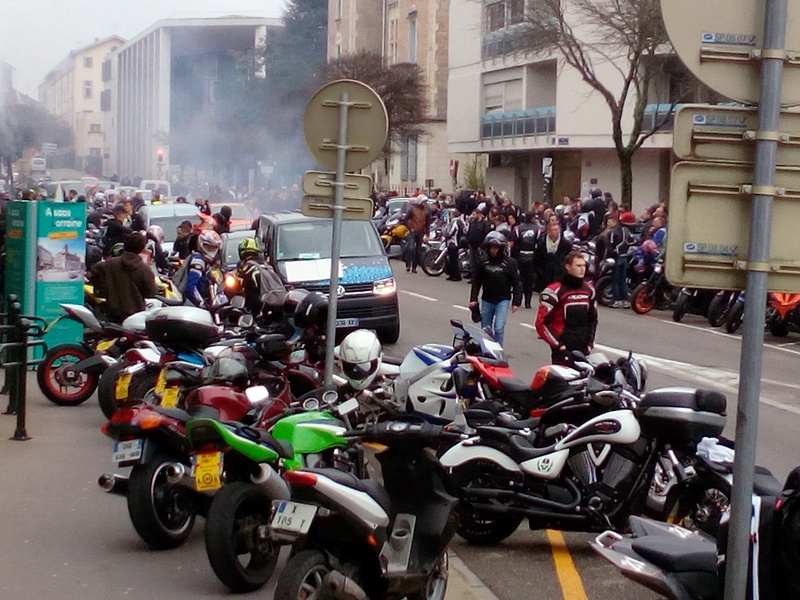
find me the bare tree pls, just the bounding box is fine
[521,0,696,208]
[325,51,429,150]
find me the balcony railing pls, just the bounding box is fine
[482,22,557,60]
[480,107,556,139]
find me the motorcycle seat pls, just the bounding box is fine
[494,412,540,430]
[308,467,392,516]
[639,388,727,416]
[227,422,294,459]
[630,536,717,574]
[507,434,558,462]
[156,403,220,423]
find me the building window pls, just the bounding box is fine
[89,123,101,133]
[89,148,101,157]
[400,136,418,181]
[83,80,93,99]
[388,18,399,64]
[83,57,93,68]
[486,0,526,32]
[100,89,111,111]
[337,0,342,20]
[483,78,523,113]
[408,12,417,63]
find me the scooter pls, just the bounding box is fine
[591,467,800,600]
[271,418,462,600]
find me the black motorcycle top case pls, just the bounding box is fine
[145,306,220,347]
[636,388,726,444]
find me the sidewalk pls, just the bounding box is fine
[0,374,498,600]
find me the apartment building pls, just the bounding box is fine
[329,0,453,195]
[39,36,126,176]
[448,0,686,211]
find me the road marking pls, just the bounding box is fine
[545,529,589,600]
[452,305,470,312]
[594,343,800,416]
[521,323,535,330]
[664,319,800,357]
[400,291,438,302]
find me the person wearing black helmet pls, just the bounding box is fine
[468,231,522,346]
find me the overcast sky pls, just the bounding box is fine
[1,0,288,98]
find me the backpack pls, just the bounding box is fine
[517,223,538,251]
[257,264,288,309]
[172,255,194,294]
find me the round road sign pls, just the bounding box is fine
[303,79,389,172]
[661,0,800,106]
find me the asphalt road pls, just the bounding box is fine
[2,264,798,600]
[390,266,800,600]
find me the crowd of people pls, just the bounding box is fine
[382,187,669,363]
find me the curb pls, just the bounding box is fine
[447,550,501,600]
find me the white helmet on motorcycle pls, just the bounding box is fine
[336,329,382,391]
[147,224,165,244]
[198,230,221,260]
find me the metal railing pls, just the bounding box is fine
[480,107,556,139]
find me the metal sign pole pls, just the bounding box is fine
[323,91,351,387]
[724,0,787,598]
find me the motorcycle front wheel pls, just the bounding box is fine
[274,549,332,600]
[36,343,98,406]
[665,479,730,538]
[630,284,655,315]
[127,452,197,549]
[421,248,445,277]
[406,552,449,600]
[725,302,744,334]
[451,460,523,545]
[672,291,691,322]
[594,275,614,307]
[707,293,731,327]
[204,482,280,593]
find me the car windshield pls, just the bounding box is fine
[222,233,254,267]
[276,220,383,260]
[151,216,195,243]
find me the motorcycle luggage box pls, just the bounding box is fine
[145,306,220,348]
[637,387,726,443]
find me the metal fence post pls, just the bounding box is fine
[10,317,32,441]
[3,295,21,415]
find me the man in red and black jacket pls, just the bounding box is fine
[535,249,598,365]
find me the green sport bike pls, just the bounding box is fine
[185,389,363,593]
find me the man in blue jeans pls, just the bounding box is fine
[468,232,522,345]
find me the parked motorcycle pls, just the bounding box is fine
[36,303,149,406]
[707,290,740,327]
[672,288,716,323]
[420,237,470,278]
[439,385,730,544]
[595,248,654,307]
[766,291,800,337]
[724,291,746,334]
[631,258,676,315]
[591,466,800,600]
[271,418,462,600]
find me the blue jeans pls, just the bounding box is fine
[612,257,628,302]
[480,299,510,346]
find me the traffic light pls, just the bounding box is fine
[157,148,164,163]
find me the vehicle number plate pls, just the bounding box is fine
[161,387,180,408]
[96,339,115,352]
[193,451,223,492]
[112,439,143,464]
[271,500,317,535]
[115,372,132,400]
[154,369,167,395]
[335,318,360,328]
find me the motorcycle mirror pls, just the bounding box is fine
[230,295,246,309]
[245,385,270,405]
[237,314,254,328]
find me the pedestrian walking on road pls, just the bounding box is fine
[533,220,573,292]
[469,232,522,346]
[535,249,598,365]
[402,195,431,273]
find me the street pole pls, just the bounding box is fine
[723,0,787,597]
[323,91,351,387]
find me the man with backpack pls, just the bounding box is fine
[174,230,221,308]
[514,211,539,308]
[235,238,287,321]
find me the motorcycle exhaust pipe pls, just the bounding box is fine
[469,501,587,522]
[322,570,369,600]
[165,462,186,485]
[98,473,129,496]
[251,464,291,500]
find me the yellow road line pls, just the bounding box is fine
[546,529,589,600]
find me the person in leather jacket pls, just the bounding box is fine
[535,250,598,365]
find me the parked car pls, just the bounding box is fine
[256,211,400,344]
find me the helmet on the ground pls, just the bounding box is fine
[198,230,221,259]
[336,329,382,390]
[238,238,260,260]
[207,352,249,388]
[147,224,165,244]
[483,231,508,248]
[293,292,328,329]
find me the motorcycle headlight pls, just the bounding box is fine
[373,278,396,295]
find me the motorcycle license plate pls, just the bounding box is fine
[160,386,180,408]
[112,439,143,464]
[271,500,317,535]
[96,339,115,352]
[193,451,223,492]
[115,373,132,400]
[335,318,359,328]
[154,369,167,395]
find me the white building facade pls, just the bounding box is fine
[448,0,679,211]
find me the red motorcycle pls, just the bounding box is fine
[99,358,292,550]
[766,292,800,337]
